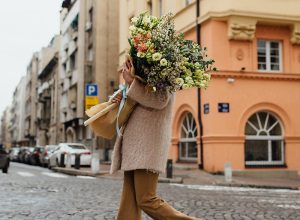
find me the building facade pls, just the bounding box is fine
[24,53,39,146]
[0,106,12,148]
[119,0,300,174]
[10,77,27,146]
[36,35,62,146]
[60,0,119,159]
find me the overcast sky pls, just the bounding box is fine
[0,0,61,116]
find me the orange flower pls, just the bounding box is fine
[137,43,148,52]
[146,32,152,39]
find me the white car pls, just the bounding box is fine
[49,143,91,168]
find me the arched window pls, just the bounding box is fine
[179,112,198,161]
[245,111,284,167]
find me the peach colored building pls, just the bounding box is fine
[119,0,300,175]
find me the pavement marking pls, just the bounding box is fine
[170,184,300,193]
[17,171,35,177]
[42,172,68,178]
[76,176,96,179]
[276,204,300,209]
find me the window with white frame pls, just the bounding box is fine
[179,112,198,161]
[257,40,282,72]
[245,111,285,167]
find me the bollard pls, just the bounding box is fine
[66,153,72,168]
[91,152,100,174]
[75,153,81,170]
[166,159,173,179]
[60,153,65,167]
[224,162,232,183]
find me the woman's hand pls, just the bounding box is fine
[122,59,134,86]
[111,92,122,104]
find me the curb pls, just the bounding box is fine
[52,167,183,183]
[216,182,300,191]
[52,167,109,177]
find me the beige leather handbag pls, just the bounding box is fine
[84,54,137,139]
[84,96,136,139]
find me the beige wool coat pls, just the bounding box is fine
[110,78,174,174]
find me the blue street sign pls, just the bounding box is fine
[218,103,230,113]
[85,84,98,96]
[204,103,209,114]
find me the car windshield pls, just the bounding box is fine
[67,145,86,150]
[47,145,58,151]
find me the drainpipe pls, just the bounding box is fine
[196,0,204,169]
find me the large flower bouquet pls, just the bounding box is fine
[128,12,216,93]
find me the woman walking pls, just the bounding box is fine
[110,59,198,220]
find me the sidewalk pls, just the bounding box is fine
[53,164,183,184]
[52,163,300,190]
[172,166,300,190]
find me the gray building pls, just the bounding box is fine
[24,53,39,146]
[59,0,119,160]
[36,35,62,146]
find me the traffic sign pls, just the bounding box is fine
[85,84,98,96]
[204,103,209,114]
[85,84,99,110]
[218,103,230,113]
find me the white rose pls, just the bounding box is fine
[175,78,184,86]
[152,52,162,61]
[131,17,138,23]
[143,16,151,25]
[160,58,168,66]
[182,84,189,89]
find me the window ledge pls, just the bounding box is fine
[245,164,287,168]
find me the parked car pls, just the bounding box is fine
[0,148,10,173]
[9,148,20,162]
[29,147,43,165]
[24,147,35,164]
[39,145,59,167]
[17,147,29,163]
[49,143,91,168]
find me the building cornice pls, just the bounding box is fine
[285,136,300,143]
[198,10,300,44]
[199,10,300,25]
[212,71,300,81]
[202,135,245,144]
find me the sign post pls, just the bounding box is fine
[85,84,99,110]
[85,83,100,173]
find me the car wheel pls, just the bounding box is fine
[56,158,59,167]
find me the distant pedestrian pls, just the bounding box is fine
[110,59,198,220]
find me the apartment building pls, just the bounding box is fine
[24,53,39,146]
[0,106,12,148]
[60,0,119,158]
[36,35,61,146]
[119,0,300,174]
[9,77,27,146]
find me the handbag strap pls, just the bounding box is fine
[116,84,128,137]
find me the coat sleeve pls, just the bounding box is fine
[126,79,170,110]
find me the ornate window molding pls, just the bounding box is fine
[228,16,257,41]
[291,23,300,45]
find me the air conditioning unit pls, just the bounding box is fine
[85,21,92,32]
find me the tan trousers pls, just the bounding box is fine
[117,169,199,220]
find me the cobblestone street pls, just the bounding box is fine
[0,163,300,220]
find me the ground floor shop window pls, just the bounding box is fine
[245,111,285,167]
[179,112,198,161]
